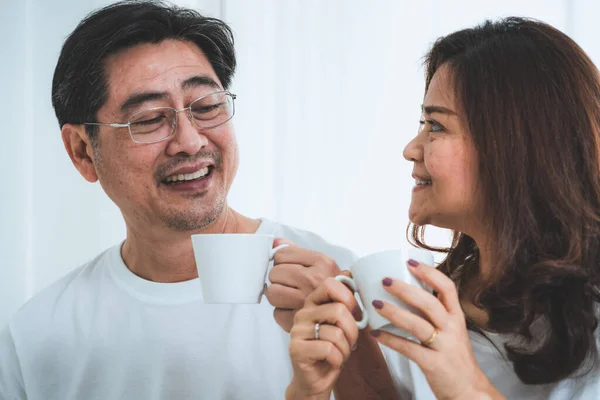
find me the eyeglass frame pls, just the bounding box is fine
[83,90,237,144]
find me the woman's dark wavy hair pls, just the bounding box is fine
[409,17,600,384]
[51,0,236,144]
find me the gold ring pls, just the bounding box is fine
[422,328,439,346]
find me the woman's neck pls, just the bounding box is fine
[458,235,495,329]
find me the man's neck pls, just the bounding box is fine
[121,207,261,283]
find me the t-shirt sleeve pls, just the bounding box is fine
[0,325,26,400]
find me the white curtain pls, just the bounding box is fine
[1,0,598,327]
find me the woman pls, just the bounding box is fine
[286,17,600,399]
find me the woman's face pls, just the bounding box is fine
[403,64,481,233]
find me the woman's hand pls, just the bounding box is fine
[286,276,361,399]
[369,259,505,400]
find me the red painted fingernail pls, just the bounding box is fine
[352,306,361,317]
[382,277,393,287]
[407,259,419,267]
[372,300,384,309]
[370,330,381,337]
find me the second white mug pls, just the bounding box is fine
[335,247,434,338]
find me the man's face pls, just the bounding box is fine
[92,39,238,233]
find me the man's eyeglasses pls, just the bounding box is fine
[84,91,236,144]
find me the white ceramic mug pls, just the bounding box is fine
[191,234,288,304]
[335,247,434,338]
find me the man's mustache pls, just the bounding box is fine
[155,150,223,182]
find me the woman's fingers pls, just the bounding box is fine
[291,277,364,361]
[380,277,448,329]
[372,300,439,347]
[372,330,434,368]
[293,302,359,355]
[292,321,354,360]
[406,260,462,314]
[289,339,345,370]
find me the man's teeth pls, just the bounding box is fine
[165,167,210,183]
[416,179,432,185]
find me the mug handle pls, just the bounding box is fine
[269,244,289,260]
[334,275,369,329]
[260,244,291,299]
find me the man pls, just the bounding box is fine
[0,1,358,399]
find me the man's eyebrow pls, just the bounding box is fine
[118,76,221,116]
[421,105,457,116]
[181,75,221,91]
[120,92,168,115]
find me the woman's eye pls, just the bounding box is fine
[428,119,444,132]
[419,119,444,133]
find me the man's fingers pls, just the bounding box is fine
[272,245,323,266]
[274,238,295,247]
[272,245,339,275]
[306,278,358,311]
[273,308,295,333]
[269,263,318,290]
[339,270,352,278]
[265,284,305,309]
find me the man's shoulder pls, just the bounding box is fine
[9,246,116,331]
[260,219,357,269]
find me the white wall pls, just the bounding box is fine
[1,0,597,327]
[222,0,578,261]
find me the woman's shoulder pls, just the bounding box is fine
[550,366,600,398]
[469,329,600,398]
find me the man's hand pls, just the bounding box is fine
[265,239,341,332]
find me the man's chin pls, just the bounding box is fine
[159,201,226,232]
[160,214,217,232]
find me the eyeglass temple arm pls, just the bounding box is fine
[83,122,129,128]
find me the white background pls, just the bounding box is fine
[2,0,599,327]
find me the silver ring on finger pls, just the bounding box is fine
[314,322,321,340]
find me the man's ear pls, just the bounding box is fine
[61,124,99,183]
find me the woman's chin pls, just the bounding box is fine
[408,210,430,226]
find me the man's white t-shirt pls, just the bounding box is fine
[0,219,356,400]
[383,327,600,399]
